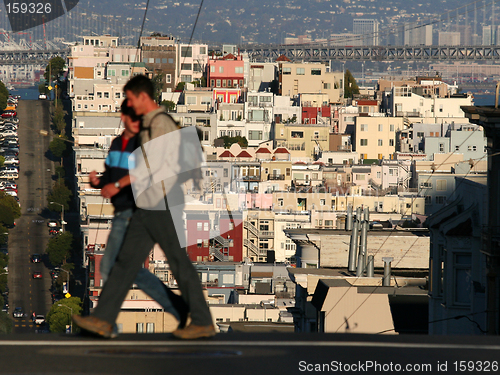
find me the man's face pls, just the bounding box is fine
[121,114,141,136]
[125,90,144,115]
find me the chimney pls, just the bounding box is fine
[382,257,393,286]
[348,207,361,272]
[366,255,374,277]
[346,205,353,231]
[356,207,369,277]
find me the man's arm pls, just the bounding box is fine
[100,175,131,199]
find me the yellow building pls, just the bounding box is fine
[278,62,342,103]
[274,123,330,160]
[355,116,404,160]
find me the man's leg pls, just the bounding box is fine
[93,209,155,325]
[135,268,184,322]
[99,208,133,285]
[145,210,213,327]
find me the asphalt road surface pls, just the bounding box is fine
[7,99,55,332]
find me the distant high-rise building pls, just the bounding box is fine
[404,24,433,46]
[438,32,461,46]
[483,26,494,45]
[353,19,379,46]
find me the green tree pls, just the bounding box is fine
[46,296,82,333]
[0,310,12,334]
[152,72,165,102]
[175,82,186,91]
[52,105,66,134]
[344,69,360,98]
[0,81,8,110]
[0,192,21,222]
[44,57,66,84]
[46,232,73,266]
[218,135,248,149]
[0,224,7,245]
[49,135,68,159]
[47,180,72,212]
[0,155,4,168]
[55,166,65,180]
[161,100,176,112]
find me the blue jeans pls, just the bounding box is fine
[100,208,180,321]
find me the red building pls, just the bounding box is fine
[186,211,243,262]
[301,106,331,124]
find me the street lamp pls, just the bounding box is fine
[49,201,65,232]
[58,304,73,333]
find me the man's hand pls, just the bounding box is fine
[89,170,100,187]
[101,183,120,199]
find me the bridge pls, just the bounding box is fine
[0,50,69,65]
[241,44,500,62]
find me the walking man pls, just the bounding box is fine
[74,76,214,339]
[88,100,183,331]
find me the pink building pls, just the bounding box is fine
[207,53,244,89]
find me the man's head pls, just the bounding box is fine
[123,75,156,116]
[120,99,141,138]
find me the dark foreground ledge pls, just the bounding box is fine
[1,332,500,374]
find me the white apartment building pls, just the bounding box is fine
[176,43,208,85]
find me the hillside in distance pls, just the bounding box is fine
[84,0,489,45]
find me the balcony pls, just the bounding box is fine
[259,231,274,238]
[240,175,261,181]
[267,174,285,181]
[311,137,328,142]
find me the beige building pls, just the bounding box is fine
[274,123,330,160]
[278,62,342,103]
[355,116,404,160]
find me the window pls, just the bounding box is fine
[436,196,446,204]
[181,46,192,57]
[455,145,460,152]
[166,74,171,83]
[357,174,365,180]
[115,92,121,99]
[320,199,325,206]
[204,222,209,231]
[200,46,207,54]
[439,143,445,152]
[311,68,321,75]
[296,68,305,75]
[97,92,102,99]
[121,69,129,77]
[219,66,224,73]
[360,124,368,131]
[155,58,161,64]
[248,131,263,140]
[389,139,394,146]
[417,132,424,138]
[453,253,472,305]
[181,63,192,70]
[162,58,167,63]
[216,79,221,87]
[108,69,115,76]
[104,92,109,99]
[146,323,155,333]
[201,96,211,105]
[181,75,192,82]
[210,66,215,73]
[323,83,331,89]
[436,180,447,191]
[378,139,383,146]
[186,96,197,105]
[197,239,203,248]
[360,139,368,146]
[283,67,291,75]
[378,124,383,131]
[425,196,432,205]
[390,124,395,132]
[197,222,202,231]
[136,323,144,333]
[235,66,243,74]
[377,171,381,178]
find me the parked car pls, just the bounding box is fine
[34,315,45,325]
[32,272,43,279]
[0,130,17,137]
[1,111,16,118]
